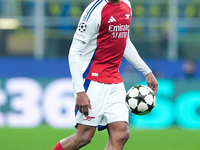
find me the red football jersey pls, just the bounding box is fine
[74,0,132,84]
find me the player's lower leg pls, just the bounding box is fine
[53,141,64,150]
[53,124,96,150]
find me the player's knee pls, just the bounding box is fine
[83,135,92,144]
[112,129,130,144]
[121,129,130,142]
[120,129,130,143]
[74,130,92,145]
[79,135,92,145]
[75,124,96,146]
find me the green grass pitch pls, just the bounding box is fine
[0,126,200,150]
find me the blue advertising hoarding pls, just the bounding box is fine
[0,58,199,129]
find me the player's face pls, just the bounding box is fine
[108,0,120,4]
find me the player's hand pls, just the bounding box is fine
[145,72,158,94]
[76,92,92,116]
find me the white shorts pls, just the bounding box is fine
[74,80,129,130]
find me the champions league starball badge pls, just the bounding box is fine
[78,22,87,32]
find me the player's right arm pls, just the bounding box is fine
[69,1,100,93]
[68,1,100,115]
[69,38,92,116]
[68,39,86,94]
[68,38,92,116]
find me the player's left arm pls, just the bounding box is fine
[123,36,158,94]
[145,72,158,94]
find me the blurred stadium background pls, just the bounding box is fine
[0,0,200,149]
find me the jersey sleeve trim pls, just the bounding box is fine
[82,0,106,22]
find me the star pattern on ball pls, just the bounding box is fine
[131,106,138,114]
[126,95,132,104]
[134,91,147,105]
[134,85,142,90]
[78,22,87,32]
[147,102,154,112]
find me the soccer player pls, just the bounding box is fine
[53,0,158,149]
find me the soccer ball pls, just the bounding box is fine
[125,85,156,115]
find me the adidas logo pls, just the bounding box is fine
[108,16,116,23]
